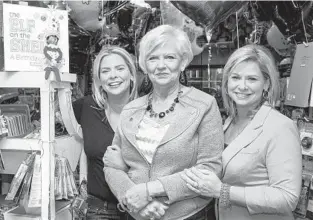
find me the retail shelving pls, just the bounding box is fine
[0,71,82,220]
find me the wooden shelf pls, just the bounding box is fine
[0,71,76,88]
[0,137,41,151]
[0,135,82,173]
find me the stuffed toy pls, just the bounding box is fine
[43,15,63,81]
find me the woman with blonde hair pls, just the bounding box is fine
[182,44,302,220]
[73,45,138,219]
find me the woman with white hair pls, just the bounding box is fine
[103,25,224,220]
[73,46,138,219]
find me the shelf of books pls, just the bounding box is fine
[0,70,81,220]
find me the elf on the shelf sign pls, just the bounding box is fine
[2,3,69,72]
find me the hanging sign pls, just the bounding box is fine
[2,3,69,72]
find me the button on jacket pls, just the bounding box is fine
[104,87,224,220]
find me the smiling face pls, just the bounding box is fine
[146,43,187,88]
[227,61,269,111]
[99,54,132,98]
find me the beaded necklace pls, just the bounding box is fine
[146,90,182,119]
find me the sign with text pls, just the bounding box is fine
[2,3,69,72]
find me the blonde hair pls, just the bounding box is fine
[92,46,138,109]
[222,44,280,118]
[138,25,193,73]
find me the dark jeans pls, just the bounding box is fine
[85,194,125,220]
[125,199,216,220]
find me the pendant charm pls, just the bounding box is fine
[159,112,166,118]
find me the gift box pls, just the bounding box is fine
[0,3,69,73]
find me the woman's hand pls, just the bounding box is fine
[122,183,150,212]
[181,167,222,198]
[139,200,169,220]
[102,145,128,171]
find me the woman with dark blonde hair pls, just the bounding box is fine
[73,46,138,219]
[182,44,302,220]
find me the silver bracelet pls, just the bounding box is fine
[220,183,231,209]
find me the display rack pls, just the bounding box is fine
[0,71,82,220]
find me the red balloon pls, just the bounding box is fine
[170,1,247,31]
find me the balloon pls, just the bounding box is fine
[170,1,247,44]
[267,24,291,56]
[255,1,313,39]
[117,6,134,37]
[132,7,153,42]
[170,1,247,31]
[160,1,205,56]
[67,1,105,31]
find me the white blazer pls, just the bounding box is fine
[219,104,302,220]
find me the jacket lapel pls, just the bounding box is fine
[121,101,147,149]
[222,104,272,176]
[160,104,198,145]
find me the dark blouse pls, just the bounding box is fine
[73,95,117,203]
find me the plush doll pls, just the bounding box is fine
[43,34,63,81]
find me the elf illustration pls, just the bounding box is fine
[43,13,63,81]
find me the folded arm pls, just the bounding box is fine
[155,100,224,204]
[103,120,135,202]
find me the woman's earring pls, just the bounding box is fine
[143,74,150,87]
[130,80,133,92]
[139,74,153,96]
[179,71,188,85]
[262,90,269,101]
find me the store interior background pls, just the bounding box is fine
[0,0,313,219]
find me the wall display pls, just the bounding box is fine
[2,3,69,72]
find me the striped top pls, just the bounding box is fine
[135,115,170,164]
